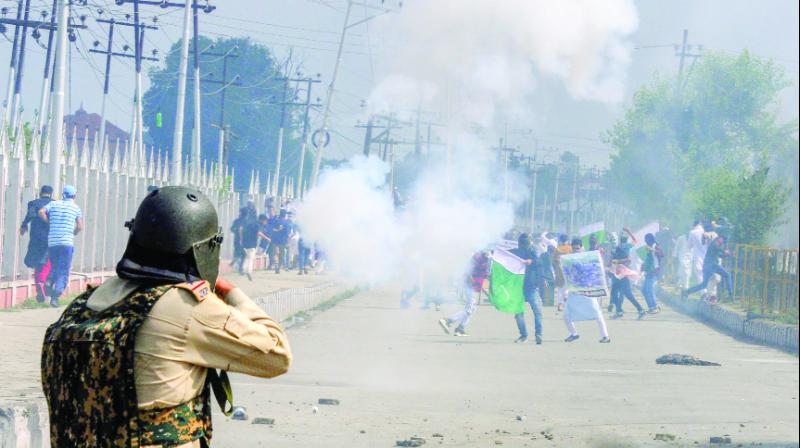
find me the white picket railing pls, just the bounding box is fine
[0,120,280,306]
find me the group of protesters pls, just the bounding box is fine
[20,184,83,307]
[434,224,679,345]
[229,196,322,280]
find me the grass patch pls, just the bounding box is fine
[0,293,78,312]
[283,287,362,324]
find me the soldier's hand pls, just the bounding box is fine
[215,277,236,299]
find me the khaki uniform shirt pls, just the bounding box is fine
[87,277,292,448]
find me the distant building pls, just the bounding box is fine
[64,105,129,153]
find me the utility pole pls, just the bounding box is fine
[569,158,580,235]
[310,0,397,186]
[48,0,69,193]
[9,0,31,129]
[91,18,157,158]
[171,0,192,184]
[32,0,58,153]
[114,0,214,184]
[675,29,702,92]
[360,116,375,156]
[291,76,320,198]
[272,52,292,197]
[191,0,202,183]
[551,162,560,231]
[198,47,239,182]
[2,0,23,130]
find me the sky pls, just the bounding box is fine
[1,0,798,169]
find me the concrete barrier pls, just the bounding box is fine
[659,286,799,354]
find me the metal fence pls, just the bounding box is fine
[0,122,280,306]
[727,244,799,319]
[251,281,343,323]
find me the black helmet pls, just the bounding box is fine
[117,186,224,288]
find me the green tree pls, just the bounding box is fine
[143,37,304,192]
[606,51,797,244]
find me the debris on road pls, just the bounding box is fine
[654,433,676,441]
[516,415,526,421]
[540,430,554,441]
[396,436,426,447]
[432,433,444,438]
[318,398,340,405]
[231,406,249,421]
[656,354,721,366]
[710,436,732,444]
[251,417,275,425]
[312,406,319,414]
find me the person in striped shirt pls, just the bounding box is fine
[38,185,83,307]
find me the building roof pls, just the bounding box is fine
[64,105,130,153]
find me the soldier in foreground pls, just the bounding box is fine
[41,186,292,447]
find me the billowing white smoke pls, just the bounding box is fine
[369,0,639,117]
[296,152,518,285]
[297,0,639,287]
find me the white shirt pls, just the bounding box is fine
[688,225,707,259]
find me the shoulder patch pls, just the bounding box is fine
[174,280,212,302]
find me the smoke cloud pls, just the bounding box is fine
[297,1,639,287]
[369,0,639,122]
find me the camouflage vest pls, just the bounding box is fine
[41,285,213,448]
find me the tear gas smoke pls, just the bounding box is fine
[369,0,639,120]
[297,1,639,287]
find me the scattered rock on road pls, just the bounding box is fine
[318,398,340,405]
[654,433,676,441]
[251,417,275,425]
[516,415,526,421]
[396,436,426,447]
[231,406,249,421]
[656,354,721,366]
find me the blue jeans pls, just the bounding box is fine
[686,264,732,298]
[298,242,310,271]
[515,287,543,338]
[48,245,74,299]
[610,276,644,313]
[641,273,658,310]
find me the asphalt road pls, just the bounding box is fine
[214,287,799,448]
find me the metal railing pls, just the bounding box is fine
[0,122,286,307]
[251,281,342,323]
[727,244,799,319]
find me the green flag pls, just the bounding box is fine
[489,249,526,314]
[579,221,606,248]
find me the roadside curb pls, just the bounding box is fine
[658,286,799,354]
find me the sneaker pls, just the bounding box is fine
[514,336,528,344]
[438,318,451,335]
[564,334,580,343]
[36,294,46,304]
[599,337,611,343]
[49,298,59,308]
[298,270,304,275]
[606,304,613,313]
[454,329,468,337]
[535,335,543,345]
[246,273,253,281]
[637,310,646,320]
[611,312,624,319]
[647,307,660,314]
